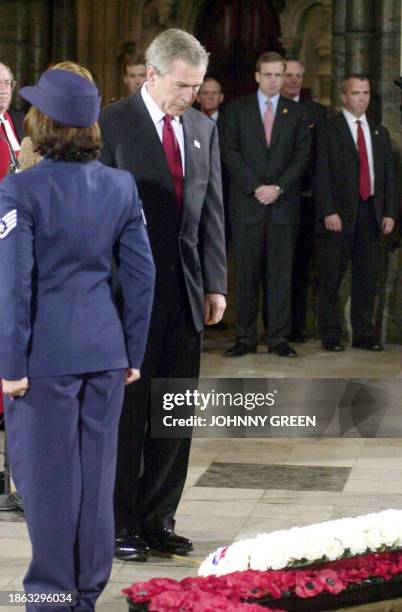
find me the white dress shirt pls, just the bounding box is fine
[342,108,375,195]
[141,82,185,174]
[0,113,20,153]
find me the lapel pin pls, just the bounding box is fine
[308,123,315,128]
[375,130,379,135]
[282,108,288,114]
[194,139,201,149]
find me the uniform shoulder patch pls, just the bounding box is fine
[0,209,17,239]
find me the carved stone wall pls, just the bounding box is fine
[279,0,332,104]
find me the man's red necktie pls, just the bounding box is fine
[356,119,371,201]
[162,115,183,209]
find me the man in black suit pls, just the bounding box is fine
[281,59,327,343]
[222,52,310,358]
[99,29,226,561]
[315,74,398,352]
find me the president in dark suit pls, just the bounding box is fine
[315,74,398,352]
[99,29,227,561]
[222,52,310,358]
[281,59,327,343]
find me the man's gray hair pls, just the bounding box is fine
[145,28,209,76]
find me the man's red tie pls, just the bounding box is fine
[162,115,183,209]
[356,119,371,201]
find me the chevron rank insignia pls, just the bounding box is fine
[0,209,17,239]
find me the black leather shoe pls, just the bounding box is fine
[322,338,345,352]
[115,531,150,562]
[352,339,384,351]
[143,528,193,555]
[225,342,257,357]
[288,331,306,343]
[268,342,297,357]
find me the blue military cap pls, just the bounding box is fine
[19,69,101,128]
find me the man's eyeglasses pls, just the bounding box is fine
[0,80,16,88]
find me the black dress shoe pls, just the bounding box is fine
[143,528,193,555]
[352,339,384,351]
[225,342,257,357]
[322,338,345,352]
[268,342,297,357]
[288,331,306,343]
[115,531,150,562]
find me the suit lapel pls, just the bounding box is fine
[368,120,381,181]
[334,113,359,158]
[181,111,198,224]
[249,95,267,150]
[128,94,179,215]
[269,96,289,149]
[128,94,167,167]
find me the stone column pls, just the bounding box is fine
[0,0,30,109]
[331,0,346,110]
[52,0,77,63]
[29,0,51,84]
[344,0,375,74]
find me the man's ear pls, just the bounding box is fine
[147,65,158,85]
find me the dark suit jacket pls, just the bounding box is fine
[221,93,311,225]
[99,93,226,333]
[8,108,25,142]
[298,98,327,193]
[314,113,398,234]
[0,159,155,379]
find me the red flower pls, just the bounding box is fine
[318,569,345,595]
[295,571,324,598]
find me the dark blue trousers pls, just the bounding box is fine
[5,370,125,612]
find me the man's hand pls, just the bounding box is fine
[204,293,226,325]
[382,217,395,235]
[254,185,279,206]
[324,214,343,232]
[2,377,29,400]
[125,368,140,385]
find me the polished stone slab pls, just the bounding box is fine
[195,462,351,491]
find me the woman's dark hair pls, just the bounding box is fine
[23,106,101,162]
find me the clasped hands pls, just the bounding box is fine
[254,185,280,206]
[2,368,140,399]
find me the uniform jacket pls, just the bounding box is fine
[221,93,311,225]
[0,159,155,379]
[314,113,399,234]
[99,93,227,333]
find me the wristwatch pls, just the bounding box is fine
[275,185,284,195]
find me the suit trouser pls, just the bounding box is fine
[114,267,201,534]
[317,198,380,342]
[232,218,297,348]
[291,195,315,335]
[4,370,125,612]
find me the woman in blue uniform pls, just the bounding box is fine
[0,68,155,611]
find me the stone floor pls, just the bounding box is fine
[0,332,401,611]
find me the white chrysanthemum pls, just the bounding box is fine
[198,509,402,577]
